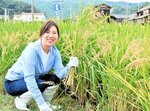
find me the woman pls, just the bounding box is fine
[4,20,78,111]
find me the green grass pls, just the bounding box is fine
[0,92,88,111]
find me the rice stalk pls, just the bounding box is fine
[125,58,149,70]
[120,39,144,64]
[64,67,75,89]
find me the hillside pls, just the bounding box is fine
[0,0,40,18]
[19,0,150,19]
[1,0,150,19]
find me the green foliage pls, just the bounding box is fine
[0,0,40,17]
[20,0,150,18]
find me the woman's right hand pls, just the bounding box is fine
[39,102,52,111]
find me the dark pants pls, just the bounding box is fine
[4,74,60,96]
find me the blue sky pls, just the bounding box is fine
[107,0,150,3]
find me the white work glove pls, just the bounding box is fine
[67,56,79,68]
[38,102,52,111]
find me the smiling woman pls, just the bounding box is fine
[40,22,59,53]
[3,20,79,111]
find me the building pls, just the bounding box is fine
[129,5,150,24]
[0,15,9,21]
[94,4,112,18]
[94,3,126,23]
[111,14,131,22]
[13,13,46,22]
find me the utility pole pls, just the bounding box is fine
[70,0,72,20]
[7,9,9,21]
[62,0,64,20]
[126,2,129,21]
[138,2,139,12]
[31,0,34,21]
[89,0,91,5]
[4,8,7,22]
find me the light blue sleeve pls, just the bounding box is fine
[23,44,45,106]
[53,50,70,79]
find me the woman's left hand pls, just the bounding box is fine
[67,56,79,68]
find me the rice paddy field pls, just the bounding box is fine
[0,8,150,111]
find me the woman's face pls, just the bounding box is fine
[41,26,59,49]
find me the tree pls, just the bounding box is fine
[0,0,40,18]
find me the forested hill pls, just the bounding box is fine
[0,0,150,19]
[106,1,150,15]
[0,0,39,17]
[19,0,150,18]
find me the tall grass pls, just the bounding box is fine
[0,8,150,110]
[0,21,41,92]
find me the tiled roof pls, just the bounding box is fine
[137,5,150,12]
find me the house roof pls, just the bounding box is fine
[21,13,44,15]
[111,14,131,19]
[95,3,112,9]
[137,5,150,12]
[14,13,45,17]
[130,14,150,20]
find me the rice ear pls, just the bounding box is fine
[64,67,75,89]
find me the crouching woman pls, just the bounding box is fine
[4,20,78,111]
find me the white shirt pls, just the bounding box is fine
[41,47,49,72]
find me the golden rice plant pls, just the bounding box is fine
[0,8,150,110]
